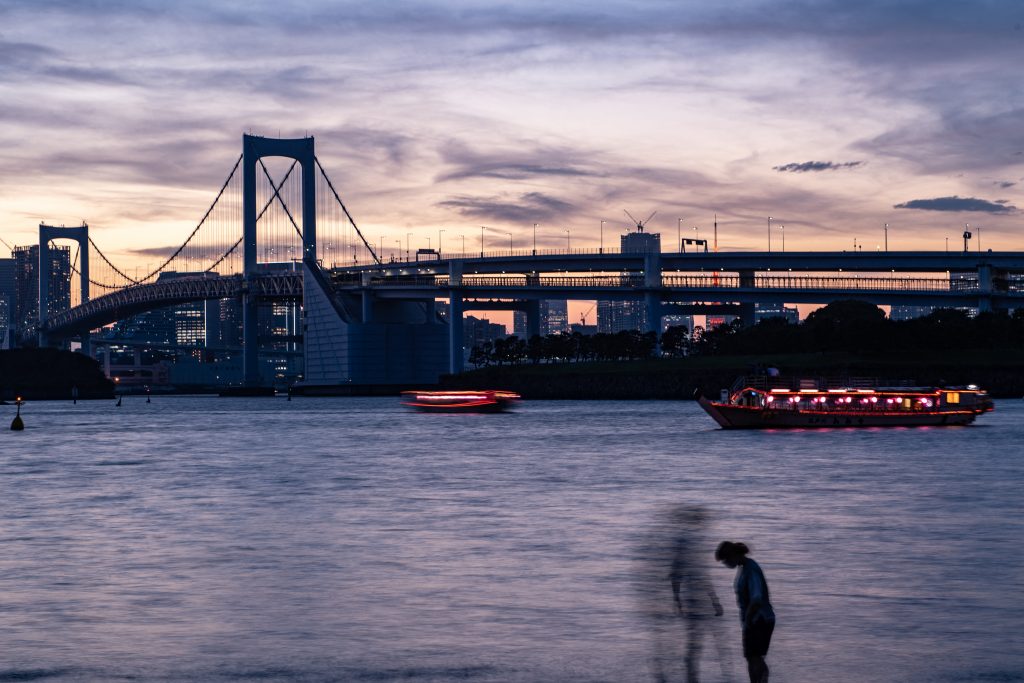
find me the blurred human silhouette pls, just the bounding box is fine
[715,541,775,683]
[638,506,726,682]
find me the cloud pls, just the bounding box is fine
[437,191,575,223]
[893,196,1017,213]
[995,180,1016,189]
[773,161,863,173]
[436,140,604,183]
[438,163,599,182]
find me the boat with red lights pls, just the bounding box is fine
[697,376,993,429]
[401,390,521,412]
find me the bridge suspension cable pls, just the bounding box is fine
[69,148,379,301]
[315,156,380,265]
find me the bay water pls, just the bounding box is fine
[2,396,1022,682]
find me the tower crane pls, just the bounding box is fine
[580,303,596,326]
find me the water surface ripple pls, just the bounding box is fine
[2,396,1022,682]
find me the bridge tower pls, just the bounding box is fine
[241,134,317,387]
[38,223,89,350]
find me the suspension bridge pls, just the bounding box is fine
[33,134,1024,390]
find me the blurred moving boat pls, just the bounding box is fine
[401,390,521,413]
[698,376,993,429]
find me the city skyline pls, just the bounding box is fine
[1,1,1022,264]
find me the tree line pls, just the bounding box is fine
[467,300,1024,367]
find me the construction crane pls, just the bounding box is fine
[624,209,657,233]
[580,303,596,326]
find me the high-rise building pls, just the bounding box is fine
[11,244,71,342]
[464,315,507,350]
[597,228,662,333]
[512,311,526,338]
[661,314,693,333]
[511,300,570,337]
[541,300,569,335]
[889,306,933,321]
[597,299,646,333]
[755,303,799,324]
[0,258,15,348]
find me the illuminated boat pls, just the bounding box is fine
[401,390,521,412]
[697,378,993,429]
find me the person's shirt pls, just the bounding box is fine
[670,536,713,610]
[734,558,775,624]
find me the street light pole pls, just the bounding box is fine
[884,223,888,252]
[767,216,772,252]
[506,232,513,251]
[781,225,785,252]
[439,229,444,255]
[564,228,570,251]
[600,220,605,254]
[678,218,682,252]
[480,226,485,257]
[533,223,538,255]
[406,233,411,261]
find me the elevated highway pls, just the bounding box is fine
[44,249,1024,377]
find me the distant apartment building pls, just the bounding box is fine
[661,314,693,333]
[597,299,646,333]
[464,315,507,350]
[0,258,14,348]
[755,303,800,325]
[512,300,569,337]
[889,305,934,321]
[705,314,737,330]
[12,244,71,343]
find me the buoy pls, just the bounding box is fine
[116,396,122,407]
[11,398,24,431]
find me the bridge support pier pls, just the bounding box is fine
[449,295,464,374]
[738,270,757,327]
[361,291,374,323]
[977,264,993,313]
[243,293,260,385]
[526,300,541,339]
[644,292,663,337]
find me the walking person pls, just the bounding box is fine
[638,506,727,683]
[715,541,775,683]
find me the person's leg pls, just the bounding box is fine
[685,617,702,683]
[747,655,767,682]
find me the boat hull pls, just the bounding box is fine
[698,396,979,429]
[401,390,520,413]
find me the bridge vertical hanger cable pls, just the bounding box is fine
[206,160,299,272]
[83,154,244,288]
[314,156,379,265]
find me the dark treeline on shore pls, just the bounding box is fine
[451,300,1024,399]
[468,299,1024,367]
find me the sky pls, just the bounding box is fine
[1,0,1023,266]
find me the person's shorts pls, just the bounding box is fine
[742,619,775,658]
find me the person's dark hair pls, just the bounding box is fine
[715,541,750,561]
